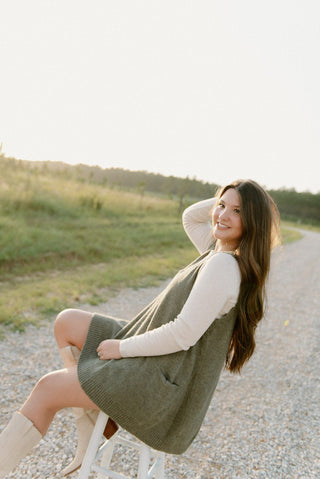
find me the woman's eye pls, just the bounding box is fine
[234,208,240,214]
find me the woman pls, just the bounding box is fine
[0,179,281,477]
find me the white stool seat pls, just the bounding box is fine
[78,411,165,479]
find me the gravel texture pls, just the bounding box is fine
[0,229,319,478]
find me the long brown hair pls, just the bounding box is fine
[217,180,281,373]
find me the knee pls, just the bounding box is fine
[54,308,92,348]
[54,308,77,339]
[34,371,69,414]
[36,372,53,391]
[33,373,58,409]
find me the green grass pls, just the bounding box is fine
[0,249,196,332]
[280,219,320,243]
[0,159,312,336]
[280,224,303,243]
[0,166,197,334]
[0,178,186,275]
[280,220,320,233]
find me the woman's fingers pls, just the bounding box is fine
[96,339,122,360]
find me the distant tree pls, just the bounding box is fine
[177,177,192,214]
[137,181,146,200]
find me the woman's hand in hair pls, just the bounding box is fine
[97,339,122,360]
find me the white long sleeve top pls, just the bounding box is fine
[119,198,241,358]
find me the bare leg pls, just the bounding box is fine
[0,309,103,477]
[19,366,99,436]
[53,308,117,475]
[54,308,94,349]
[14,309,95,435]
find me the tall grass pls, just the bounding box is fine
[0,171,188,274]
[0,161,196,333]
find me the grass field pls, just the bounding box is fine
[0,161,308,335]
[0,165,198,333]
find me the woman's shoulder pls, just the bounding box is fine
[206,250,239,266]
[204,251,241,286]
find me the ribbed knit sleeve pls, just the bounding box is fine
[182,197,216,253]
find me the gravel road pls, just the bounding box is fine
[1,229,319,478]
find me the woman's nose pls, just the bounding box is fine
[219,208,229,220]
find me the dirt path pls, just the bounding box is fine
[1,229,319,478]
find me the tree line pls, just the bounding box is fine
[1,155,320,224]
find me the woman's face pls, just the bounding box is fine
[212,188,243,251]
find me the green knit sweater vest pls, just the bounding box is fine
[78,250,237,454]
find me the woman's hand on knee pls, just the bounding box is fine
[97,340,122,360]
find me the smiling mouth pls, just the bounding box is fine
[217,222,229,229]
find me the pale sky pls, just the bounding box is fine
[1,0,319,193]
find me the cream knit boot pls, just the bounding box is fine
[62,410,98,476]
[59,346,118,476]
[59,346,97,476]
[0,411,42,478]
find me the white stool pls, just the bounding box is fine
[78,411,166,479]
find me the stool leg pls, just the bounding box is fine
[137,444,150,479]
[154,452,165,479]
[97,436,116,479]
[78,412,109,479]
